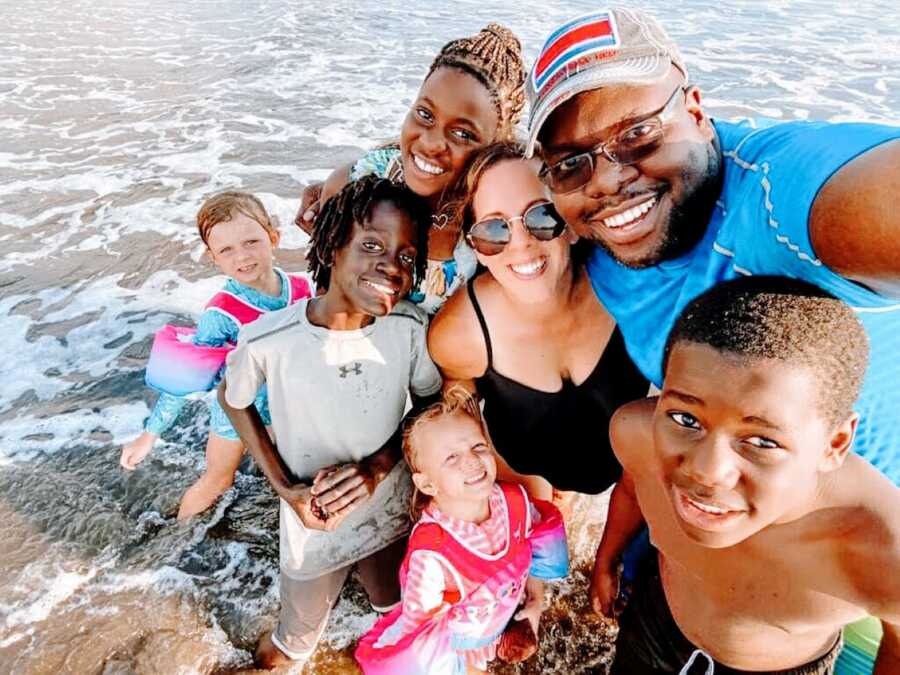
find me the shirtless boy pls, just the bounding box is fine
[592,275,900,674]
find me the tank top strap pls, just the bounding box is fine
[466,282,494,368]
[397,521,446,592]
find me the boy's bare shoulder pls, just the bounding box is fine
[609,398,656,473]
[830,456,900,615]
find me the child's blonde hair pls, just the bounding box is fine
[196,191,278,247]
[402,385,485,521]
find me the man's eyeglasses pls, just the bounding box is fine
[466,201,567,256]
[539,86,687,194]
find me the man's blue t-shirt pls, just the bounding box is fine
[586,118,900,484]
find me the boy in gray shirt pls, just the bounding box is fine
[220,177,441,669]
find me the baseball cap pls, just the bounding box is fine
[525,7,687,157]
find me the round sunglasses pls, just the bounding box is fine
[465,201,568,256]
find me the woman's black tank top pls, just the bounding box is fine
[468,282,648,494]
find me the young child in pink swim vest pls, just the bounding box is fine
[119,191,311,520]
[355,387,569,674]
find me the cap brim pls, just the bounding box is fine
[525,54,671,158]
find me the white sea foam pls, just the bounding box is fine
[0,403,149,463]
[0,629,32,650]
[1,563,98,629]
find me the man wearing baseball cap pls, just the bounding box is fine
[527,7,900,675]
[528,7,899,480]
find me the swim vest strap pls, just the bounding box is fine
[205,273,312,326]
[401,482,530,588]
[288,274,312,302]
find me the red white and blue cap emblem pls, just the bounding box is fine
[525,7,686,157]
[531,11,621,97]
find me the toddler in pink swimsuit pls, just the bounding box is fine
[356,387,569,674]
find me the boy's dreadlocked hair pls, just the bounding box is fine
[427,23,526,140]
[306,175,430,290]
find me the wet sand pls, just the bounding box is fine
[0,484,616,674]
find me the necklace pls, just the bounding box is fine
[430,213,450,230]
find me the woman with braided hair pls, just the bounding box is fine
[297,23,526,314]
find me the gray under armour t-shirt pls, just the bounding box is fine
[224,298,441,579]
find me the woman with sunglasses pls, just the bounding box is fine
[428,141,649,499]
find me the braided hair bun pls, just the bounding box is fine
[427,23,526,139]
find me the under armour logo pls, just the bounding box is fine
[339,362,362,378]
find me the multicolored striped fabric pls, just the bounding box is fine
[531,11,620,99]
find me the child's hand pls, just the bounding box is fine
[283,484,329,531]
[119,431,157,470]
[498,577,543,662]
[313,465,339,484]
[310,462,376,525]
[589,556,620,618]
[515,577,544,636]
[295,181,323,230]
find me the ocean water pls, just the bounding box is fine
[1,0,898,673]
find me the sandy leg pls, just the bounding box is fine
[177,433,244,520]
[255,630,295,670]
[357,536,406,609]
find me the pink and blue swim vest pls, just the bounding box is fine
[356,481,568,675]
[145,274,311,396]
